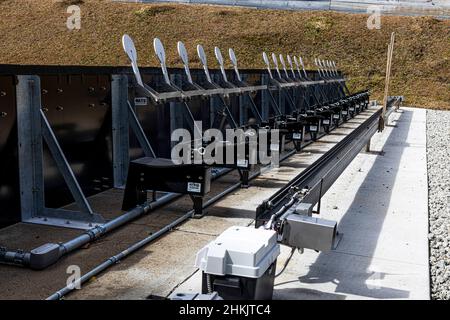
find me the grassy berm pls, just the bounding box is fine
[0,0,448,108]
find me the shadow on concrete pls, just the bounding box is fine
[275,286,346,300]
[279,109,413,299]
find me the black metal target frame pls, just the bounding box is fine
[0,38,375,269]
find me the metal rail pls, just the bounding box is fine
[44,98,398,300]
[0,90,365,269]
[256,96,402,227]
[0,36,367,271]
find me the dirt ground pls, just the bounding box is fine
[0,0,448,109]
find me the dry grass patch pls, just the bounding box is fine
[0,0,448,109]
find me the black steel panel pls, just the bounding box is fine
[39,74,114,209]
[0,76,19,228]
[0,64,323,229]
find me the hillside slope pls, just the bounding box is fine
[0,0,448,108]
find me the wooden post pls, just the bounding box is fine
[381,32,395,128]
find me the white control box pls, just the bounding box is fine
[195,226,280,278]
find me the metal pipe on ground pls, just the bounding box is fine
[44,122,365,300]
[1,104,357,271]
[44,105,379,299]
[46,169,256,300]
[0,141,318,269]
[61,192,178,254]
[0,193,178,270]
[46,209,193,300]
[0,167,233,270]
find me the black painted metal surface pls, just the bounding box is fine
[0,64,321,228]
[0,76,19,228]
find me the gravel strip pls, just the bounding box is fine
[427,109,450,300]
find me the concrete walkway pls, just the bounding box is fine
[0,106,429,300]
[173,107,430,300]
[66,107,384,300]
[273,107,429,299]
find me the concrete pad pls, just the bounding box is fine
[65,109,380,300]
[69,231,215,300]
[4,106,423,300]
[273,108,429,300]
[173,108,430,300]
[0,223,161,299]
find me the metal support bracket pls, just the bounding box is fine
[16,75,105,230]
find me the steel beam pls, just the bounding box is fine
[256,97,400,226]
[112,74,130,188]
[16,75,45,221]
